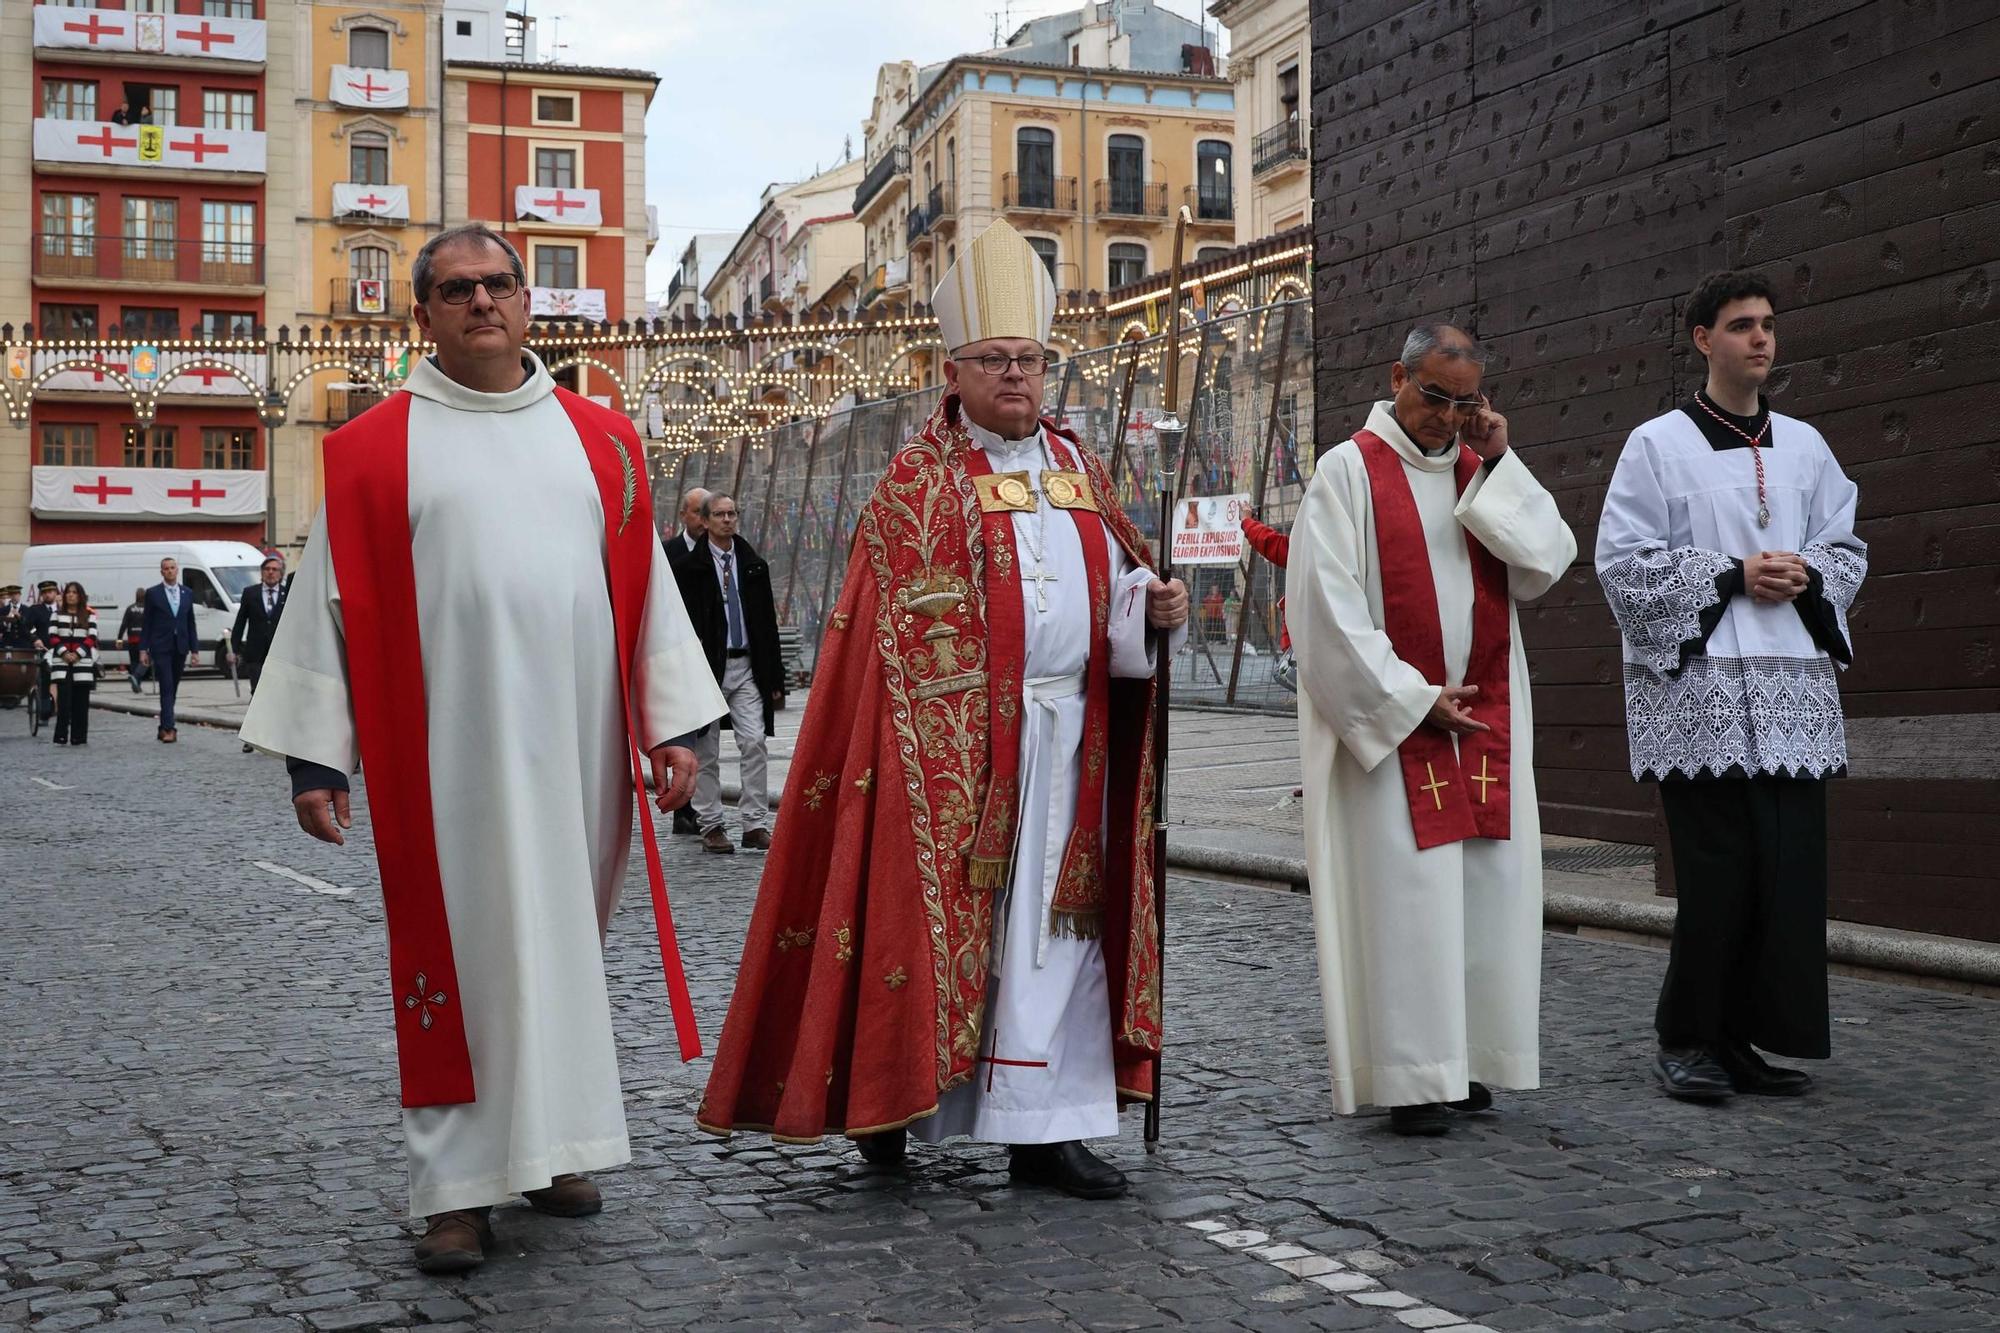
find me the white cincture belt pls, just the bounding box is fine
[1015,670,1086,966]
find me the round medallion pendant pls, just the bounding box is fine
[1046,475,1079,506]
[997,477,1031,508]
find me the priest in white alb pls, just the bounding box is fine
[241,224,725,1274]
[698,220,1187,1200]
[1289,324,1576,1135]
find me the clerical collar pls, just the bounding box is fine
[964,415,1045,463]
[1683,388,1772,453]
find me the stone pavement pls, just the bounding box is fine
[6,709,2000,1331]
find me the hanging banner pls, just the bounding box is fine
[332,182,411,220]
[130,344,160,389]
[32,467,267,521]
[355,280,387,315]
[513,186,602,227]
[6,347,28,381]
[33,119,266,174]
[34,347,266,397]
[329,65,412,109]
[32,6,267,61]
[1169,492,1251,567]
[530,288,608,320]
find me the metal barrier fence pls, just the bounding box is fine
[655,297,1314,714]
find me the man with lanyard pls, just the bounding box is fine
[1598,270,1865,1102]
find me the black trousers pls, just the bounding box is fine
[53,679,92,744]
[1656,776,1831,1060]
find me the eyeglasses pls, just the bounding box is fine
[429,272,522,305]
[1413,380,1486,414]
[953,350,1058,377]
[708,509,739,521]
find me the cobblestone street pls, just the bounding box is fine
[5,711,1999,1332]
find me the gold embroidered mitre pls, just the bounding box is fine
[931,218,1057,352]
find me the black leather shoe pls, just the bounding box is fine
[1389,1103,1451,1136]
[1715,1039,1811,1096]
[1009,1140,1127,1199]
[672,807,700,836]
[1447,1082,1493,1114]
[854,1127,906,1167]
[1655,1046,1735,1100]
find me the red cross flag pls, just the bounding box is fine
[31,5,266,60]
[332,182,411,220]
[330,64,411,108]
[514,185,604,227]
[31,466,267,521]
[31,119,266,173]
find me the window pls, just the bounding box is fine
[121,307,180,337]
[1196,246,1231,262]
[202,427,255,470]
[1027,237,1058,280]
[203,0,256,16]
[348,27,390,69]
[1107,242,1146,289]
[131,0,172,11]
[1197,140,1232,219]
[350,245,390,284]
[534,147,576,188]
[201,201,256,266]
[535,245,579,289]
[198,310,255,339]
[1107,134,1144,213]
[1016,127,1054,208]
[1278,63,1300,119]
[534,93,577,124]
[350,132,390,185]
[202,90,256,131]
[40,424,96,467]
[946,138,957,187]
[123,424,178,468]
[182,568,227,611]
[456,19,473,35]
[138,85,178,127]
[42,80,96,121]
[40,194,97,256]
[122,198,178,279]
[39,304,98,339]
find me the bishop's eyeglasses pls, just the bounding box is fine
[431,272,523,304]
[953,350,1061,377]
[1413,381,1487,415]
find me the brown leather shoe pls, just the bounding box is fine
[414,1207,491,1275]
[741,828,772,850]
[523,1172,603,1217]
[702,827,736,854]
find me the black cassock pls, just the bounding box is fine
[1597,393,1867,1059]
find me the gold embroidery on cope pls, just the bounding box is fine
[1043,470,1098,512]
[802,771,835,811]
[884,966,908,991]
[854,770,874,795]
[975,471,1037,513]
[776,926,817,953]
[832,922,854,963]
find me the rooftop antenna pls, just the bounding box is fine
[546,12,569,61]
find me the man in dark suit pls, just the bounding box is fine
[663,486,709,833]
[230,555,288,750]
[673,493,784,853]
[23,580,61,720]
[141,557,201,743]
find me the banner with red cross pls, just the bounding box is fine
[31,5,267,61]
[332,183,412,220]
[31,467,266,521]
[329,65,412,109]
[35,349,267,398]
[32,119,266,174]
[514,185,603,227]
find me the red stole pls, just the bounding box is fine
[323,386,700,1109]
[1354,430,1511,849]
[960,431,1115,936]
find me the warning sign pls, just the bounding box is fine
[1170,492,1249,567]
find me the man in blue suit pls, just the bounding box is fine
[141,556,201,743]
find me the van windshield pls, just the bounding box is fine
[211,564,262,602]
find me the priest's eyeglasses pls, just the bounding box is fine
[431,272,523,304]
[1414,381,1487,415]
[953,351,1060,377]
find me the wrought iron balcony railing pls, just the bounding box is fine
[1004,173,1078,212]
[1093,179,1167,218]
[33,233,264,286]
[1253,118,1307,175]
[854,146,909,213]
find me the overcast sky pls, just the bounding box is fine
[547,0,1227,303]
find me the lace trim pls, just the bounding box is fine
[1600,545,1737,676]
[1621,654,1848,781]
[1800,539,1866,652]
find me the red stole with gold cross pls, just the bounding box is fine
[1355,430,1512,849]
[961,433,1115,937]
[323,386,701,1109]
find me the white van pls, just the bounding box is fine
[19,540,271,662]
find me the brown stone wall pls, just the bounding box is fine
[1310,1,2000,938]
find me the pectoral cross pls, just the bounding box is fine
[1471,754,1497,804]
[1024,563,1059,613]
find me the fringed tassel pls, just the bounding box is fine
[966,855,1011,890]
[1050,909,1103,940]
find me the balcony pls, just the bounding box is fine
[32,5,267,65]
[1004,174,1078,213]
[33,119,267,178]
[906,204,932,245]
[927,183,957,232]
[1253,118,1307,175]
[1186,186,1234,223]
[1094,179,1168,218]
[854,147,910,214]
[329,277,412,319]
[327,386,387,426]
[33,234,263,290]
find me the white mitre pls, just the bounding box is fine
[931,218,1057,352]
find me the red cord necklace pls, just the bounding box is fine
[1695,392,1772,528]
